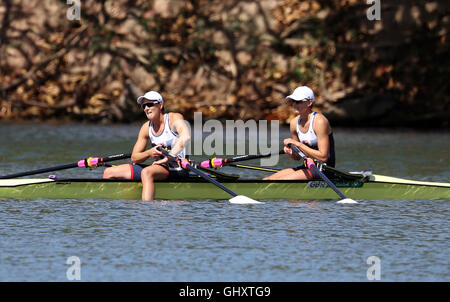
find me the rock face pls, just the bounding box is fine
[325,93,396,125]
[0,0,448,127]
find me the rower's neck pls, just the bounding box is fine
[299,110,312,124]
[151,113,165,131]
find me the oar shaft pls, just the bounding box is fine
[0,153,131,179]
[227,163,281,173]
[308,165,346,199]
[200,149,285,168]
[227,149,285,163]
[288,144,347,199]
[0,163,77,179]
[187,165,238,197]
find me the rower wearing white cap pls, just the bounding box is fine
[103,90,191,201]
[264,86,335,180]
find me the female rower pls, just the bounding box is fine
[103,90,191,201]
[264,86,335,180]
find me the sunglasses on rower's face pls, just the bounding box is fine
[287,98,310,105]
[141,102,160,109]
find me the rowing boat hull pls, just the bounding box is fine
[1,178,449,200]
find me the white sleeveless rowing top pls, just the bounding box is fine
[296,112,318,147]
[149,113,186,158]
[296,112,336,167]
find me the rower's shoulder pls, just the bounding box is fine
[289,115,299,127]
[138,121,150,135]
[313,112,332,133]
[141,120,150,129]
[314,112,330,124]
[168,112,184,120]
[168,112,185,127]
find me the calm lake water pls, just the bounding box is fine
[0,122,449,281]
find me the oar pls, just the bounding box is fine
[288,144,357,204]
[0,153,131,179]
[196,165,240,180]
[199,149,285,169]
[227,163,282,173]
[157,147,261,204]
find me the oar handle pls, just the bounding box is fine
[75,153,132,168]
[200,157,224,169]
[287,143,314,167]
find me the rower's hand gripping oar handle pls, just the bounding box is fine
[155,147,191,169]
[287,144,324,171]
[287,143,326,177]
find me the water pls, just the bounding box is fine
[0,123,449,281]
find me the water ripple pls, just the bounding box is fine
[0,125,449,281]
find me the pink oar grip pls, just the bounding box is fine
[200,160,211,168]
[200,158,224,168]
[180,159,190,169]
[211,158,224,168]
[77,157,101,168]
[88,157,99,167]
[305,158,315,169]
[77,159,86,168]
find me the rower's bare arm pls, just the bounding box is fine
[311,114,331,163]
[284,118,300,159]
[131,122,153,163]
[169,113,191,157]
[285,114,330,162]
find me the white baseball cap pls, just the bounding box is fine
[137,91,164,105]
[286,86,314,102]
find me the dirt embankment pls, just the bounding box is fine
[0,0,448,127]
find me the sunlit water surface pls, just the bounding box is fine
[0,123,448,281]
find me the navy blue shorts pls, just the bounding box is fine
[129,163,189,181]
